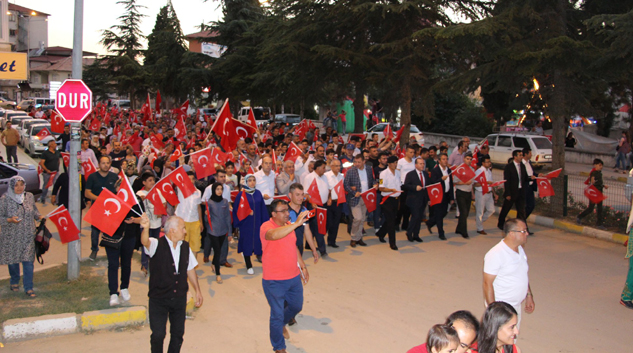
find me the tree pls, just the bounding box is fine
[100,0,147,107]
[83,58,114,102]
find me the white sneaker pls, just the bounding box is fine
[120,288,131,301]
[247,268,254,275]
[109,294,120,306]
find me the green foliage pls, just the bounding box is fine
[83,58,113,102]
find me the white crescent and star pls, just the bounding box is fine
[367,192,375,202]
[431,188,440,197]
[103,198,122,216]
[175,173,184,183]
[587,189,597,197]
[162,182,174,195]
[198,155,209,167]
[318,213,325,223]
[236,126,248,138]
[59,216,69,231]
[119,189,129,202]
[222,119,229,136]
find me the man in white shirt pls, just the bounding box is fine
[303,160,330,256]
[377,155,402,250]
[483,218,535,328]
[474,155,497,235]
[254,156,276,211]
[324,159,344,248]
[174,171,203,263]
[522,147,540,235]
[453,152,474,238]
[396,146,416,231]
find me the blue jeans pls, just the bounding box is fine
[262,275,304,351]
[616,151,629,170]
[40,172,58,203]
[141,228,162,269]
[9,261,34,292]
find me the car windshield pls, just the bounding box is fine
[371,125,385,132]
[31,125,51,135]
[532,137,552,149]
[409,125,420,133]
[286,116,301,123]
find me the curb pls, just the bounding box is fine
[494,207,627,245]
[81,306,146,331]
[2,313,78,341]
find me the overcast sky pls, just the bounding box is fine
[19,0,223,55]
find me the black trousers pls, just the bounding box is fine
[306,204,326,254]
[427,193,449,236]
[326,202,343,245]
[578,201,604,226]
[407,200,427,238]
[377,197,398,247]
[209,235,226,275]
[525,186,536,219]
[455,190,472,235]
[105,235,136,295]
[149,296,187,353]
[497,192,526,229]
[396,190,410,229]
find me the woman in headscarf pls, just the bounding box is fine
[205,182,232,284]
[0,176,42,297]
[232,174,269,275]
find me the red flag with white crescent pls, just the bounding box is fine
[83,189,132,236]
[317,207,327,234]
[150,134,165,149]
[146,188,168,216]
[307,178,323,206]
[546,168,562,179]
[82,159,97,179]
[285,142,302,163]
[474,171,489,194]
[393,125,406,143]
[232,118,256,140]
[490,180,506,188]
[174,116,187,141]
[50,111,65,133]
[210,99,239,152]
[169,144,183,162]
[383,124,393,140]
[361,188,377,213]
[36,127,52,140]
[45,172,57,189]
[168,166,196,198]
[247,107,257,128]
[153,177,179,206]
[453,163,476,183]
[48,206,80,244]
[237,191,253,221]
[333,179,346,205]
[584,185,606,203]
[117,170,139,209]
[61,152,70,168]
[426,182,443,206]
[191,148,216,179]
[536,177,555,198]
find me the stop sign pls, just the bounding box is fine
[55,79,92,122]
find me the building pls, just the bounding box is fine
[184,30,224,58]
[7,3,49,52]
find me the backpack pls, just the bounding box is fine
[34,219,53,264]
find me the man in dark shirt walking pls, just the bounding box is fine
[85,155,120,260]
[39,139,61,205]
[109,141,127,171]
[577,159,607,229]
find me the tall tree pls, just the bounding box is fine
[100,0,147,108]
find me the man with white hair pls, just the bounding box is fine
[276,160,299,195]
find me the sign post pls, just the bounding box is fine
[55,78,91,280]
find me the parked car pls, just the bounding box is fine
[7,115,31,132]
[0,162,40,197]
[19,119,48,147]
[271,113,302,128]
[238,106,271,127]
[470,133,552,168]
[24,124,59,156]
[16,97,55,111]
[2,112,29,129]
[112,99,131,110]
[364,123,425,145]
[0,97,16,109]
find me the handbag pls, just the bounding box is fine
[99,233,123,250]
[34,219,53,264]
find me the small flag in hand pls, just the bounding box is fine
[333,179,346,205]
[48,206,80,244]
[236,192,252,221]
[361,188,377,213]
[427,182,443,206]
[536,177,555,198]
[317,207,327,234]
[584,185,606,204]
[83,189,131,236]
[307,178,323,206]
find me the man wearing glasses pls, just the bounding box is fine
[483,218,535,328]
[260,199,311,353]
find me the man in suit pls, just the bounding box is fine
[343,154,376,247]
[403,158,428,242]
[497,149,529,230]
[426,153,454,240]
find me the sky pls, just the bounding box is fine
[17,0,224,55]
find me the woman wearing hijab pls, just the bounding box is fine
[0,176,43,297]
[232,174,269,275]
[205,182,232,284]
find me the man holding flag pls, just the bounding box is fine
[376,155,401,250]
[39,139,60,206]
[343,154,376,247]
[577,159,607,229]
[474,155,498,235]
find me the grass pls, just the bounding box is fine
[0,262,110,322]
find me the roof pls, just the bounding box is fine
[18,46,98,58]
[8,3,50,16]
[30,57,95,72]
[185,30,219,40]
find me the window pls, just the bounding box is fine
[532,137,552,149]
[371,124,385,132]
[497,136,512,147]
[486,135,497,146]
[9,29,16,36]
[513,137,529,149]
[409,125,420,133]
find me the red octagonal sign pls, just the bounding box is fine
[55,79,92,122]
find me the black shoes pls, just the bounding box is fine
[328,243,340,248]
[413,237,423,243]
[439,234,447,241]
[390,245,399,251]
[378,236,386,243]
[406,233,414,242]
[426,222,433,234]
[357,239,368,246]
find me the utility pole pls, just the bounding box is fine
[67,0,84,280]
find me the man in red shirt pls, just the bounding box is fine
[260,199,311,353]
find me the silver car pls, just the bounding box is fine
[24,123,59,156]
[0,162,40,197]
[19,119,47,147]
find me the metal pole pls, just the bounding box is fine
[67,0,84,280]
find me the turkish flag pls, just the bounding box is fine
[307,178,323,206]
[536,177,555,198]
[36,127,52,140]
[179,99,189,115]
[174,116,187,141]
[481,139,489,147]
[90,119,100,132]
[61,152,70,168]
[82,159,97,179]
[306,209,316,220]
[231,190,239,202]
[211,99,239,151]
[273,195,290,202]
[155,90,162,113]
[168,166,196,198]
[191,148,216,179]
[233,118,256,140]
[317,207,327,234]
[383,124,393,140]
[471,151,479,169]
[361,188,377,212]
[427,182,444,206]
[210,147,227,166]
[285,142,303,163]
[546,168,562,179]
[45,172,57,188]
[48,206,80,244]
[247,107,257,128]
[584,185,607,204]
[490,180,506,188]
[154,178,179,206]
[84,189,131,236]
[453,163,476,183]
[333,179,346,205]
[150,134,165,149]
[146,188,168,216]
[117,170,138,210]
[169,144,183,162]
[248,165,256,174]
[236,192,252,221]
[393,125,406,143]
[50,111,65,133]
[205,203,213,231]
[474,171,490,194]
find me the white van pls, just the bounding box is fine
[237,106,270,127]
[471,133,552,169]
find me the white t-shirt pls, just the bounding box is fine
[324,170,344,200]
[254,169,275,205]
[397,158,415,184]
[379,168,401,197]
[175,188,202,223]
[303,171,330,205]
[483,240,529,307]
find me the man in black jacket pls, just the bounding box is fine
[140,214,203,353]
[426,153,454,240]
[403,158,429,242]
[497,150,529,230]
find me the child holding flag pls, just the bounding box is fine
[577,159,608,229]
